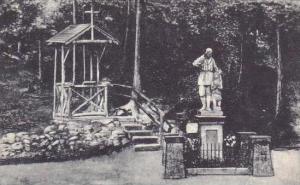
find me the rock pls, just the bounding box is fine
[107,123,116,131]
[51,140,60,146]
[111,129,124,138]
[59,139,65,145]
[3,133,16,144]
[40,140,49,147]
[31,134,39,141]
[121,138,130,145]
[99,130,111,138]
[58,125,66,132]
[49,131,57,135]
[39,135,46,139]
[11,142,23,150]
[83,125,93,133]
[1,151,10,158]
[69,131,79,136]
[22,135,31,140]
[89,141,100,147]
[44,125,56,134]
[112,138,120,147]
[24,146,31,152]
[69,136,79,141]
[23,139,31,145]
[16,132,29,138]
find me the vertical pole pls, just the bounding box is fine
[61,45,65,116]
[83,45,86,81]
[53,48,58,118]
[96,52,100,83]
[275,27,282,117]
[91,0,95,40]
[38,40,42,80]
[90,53,93,81]
[72,0,77,24]
[104,85,108,117]
[72,44,76,84]
[132,0,142,117]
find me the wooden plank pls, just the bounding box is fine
[72,43,76,84]
[71,88,104,114]
[52,48,58,118]
[83,45,86,81]
[74,40,111,44]
[61,45,65,117]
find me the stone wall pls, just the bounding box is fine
[0,120,129,163]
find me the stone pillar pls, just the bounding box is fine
[249,135,274,177]
[163,136,186,179]
[236,132,257,167]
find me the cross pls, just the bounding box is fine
[85,0,100,40]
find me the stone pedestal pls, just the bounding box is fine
[195,115,225,159]
[250,135,274,177]
[163,136,186,179]
[236,132,257,167]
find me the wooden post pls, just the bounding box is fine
[132,0,142,117]
[38,40,42,80]
[275,27,282,117]
[104,85,108,117]
[61,45,65,116]
[83,45,86,81]
[90,53,93,81]
[91,0,95,40]
[53,48,58,118]
[72,44,76,84]
[96,52,100,83]
[72,0,77,24]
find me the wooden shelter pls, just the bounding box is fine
[47,1,119,120]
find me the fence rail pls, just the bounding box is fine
[184,142,247,168]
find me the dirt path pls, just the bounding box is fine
[0,148,299,185]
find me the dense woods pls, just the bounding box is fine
[0,0,300,146]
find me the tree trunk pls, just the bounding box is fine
[120,0,131,77]
[238,33,244,85]
[275,27,282,117]
[38,40,42,80]
[132,0,142,117]
[17,41,21,53]
[73,0,77,24]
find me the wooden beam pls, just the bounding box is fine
[90,54,93,81]
[53,48,58,118]
[83,45,86,81]
[61,45,65,117]
[96,45,107,82]
[74,40,111,44]
[72,44,76,84]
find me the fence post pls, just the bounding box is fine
[236,132,257,168]
[249,135,274,177]
[163,136,186,179]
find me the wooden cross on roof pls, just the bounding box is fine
[85,0,100,40]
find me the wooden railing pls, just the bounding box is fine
[53,82,173,133]
[53,82,109,118]
[111,84,173,132]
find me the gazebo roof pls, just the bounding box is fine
[47,24,119,45]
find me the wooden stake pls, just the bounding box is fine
[72,43,76,84]
[132,0,142,117]
[53,48,58,118]
[61,45,65,116]
[90,53,93,81]
[83,45,86,81]
[38,40,42,80]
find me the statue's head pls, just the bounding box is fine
[204,48,213,58]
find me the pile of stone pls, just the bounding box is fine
[0,120,130,161]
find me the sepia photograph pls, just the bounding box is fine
[0,0,299,184]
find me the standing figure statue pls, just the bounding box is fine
[193,48,220,113]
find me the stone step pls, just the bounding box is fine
[122,124,143,131]
[134,143,161,152]
[132,136,159,144]
[125,130,153,138]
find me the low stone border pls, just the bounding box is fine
[187,167,251,175]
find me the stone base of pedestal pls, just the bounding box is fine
[250,135,274,177]
[163,136,186,179]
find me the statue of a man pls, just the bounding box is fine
[193,48,219,111]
